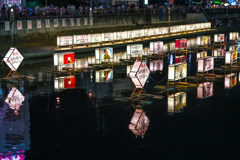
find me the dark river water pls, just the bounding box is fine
[1,33,240,160]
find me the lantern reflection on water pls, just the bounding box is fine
[197,52,207,60]
[213,49,225,57]
[129,108,150,138]
[168,92,186,114]
[95,69,113,83]
[54,76,75,91]
[225,73,237,89]
[75,58,88,69]
[5,87,25,112]
[197,82,213,99]
[150,60,163,72]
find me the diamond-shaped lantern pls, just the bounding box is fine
[3,47,24,71]
[129,60,150,88]
[5,87,25,111]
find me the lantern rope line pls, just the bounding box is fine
[148,75,167,84]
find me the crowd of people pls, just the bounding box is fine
[0,3,206,20]
[213,17,240,28]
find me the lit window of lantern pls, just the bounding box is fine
[95,47,113,64]
[229,32,238,41]
[54,76,75,91]
[214,34,224,43]
[213,49,225,57]
[73,35,88,45]
[150,41,163,52]
[168,63,187,81]
[197,36,210,46]
[229,45,238,51]
[127,44,143,58]
[88,33,102,43]
[197,82,213,99]
[168,92,186,114]
[129,108,150,138]
[53,52,75,71]
[175,38,187,49]
[197,56,214,72]
[114,31,126,41]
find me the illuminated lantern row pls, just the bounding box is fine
[197,36,210,46]
[213,49,225,57]
[127,44,143,58]
[4,47,24,71]
[214,34,225,43]
[73,35,88,45]
[150,41,163,52]
[175,55,187,63]
[54,76,75,91]
[57,36,73,47]
[168,92,187,114]
[53,52,75,71]
[95,47,113,64]
[197,52,207,60]
[75,58,88,69]
[129,108,150,138]
[95,69,113,83]
[197,82,213,99]
[129,60,150,88]
[5,87,25,111]
[197,56,214,72]
[229,32,238,41]
[175,38,187,49]
[56,22,211,47]
[225,73,237,89]
[168,63,187,81]
[150,60,163,72]
[225,51,237,64]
